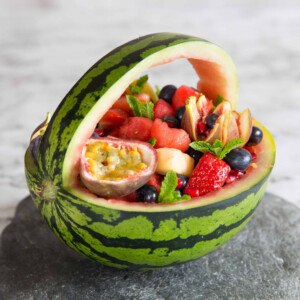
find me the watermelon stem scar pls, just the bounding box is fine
[32,178,57,202]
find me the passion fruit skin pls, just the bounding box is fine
[80,137,158,198]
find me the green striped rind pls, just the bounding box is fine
[26,157,269,269]
[37,33,208,186]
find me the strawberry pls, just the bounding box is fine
[185,152,231,196]
[185,137,246,196]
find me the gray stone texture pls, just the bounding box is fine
[0,193,299,300]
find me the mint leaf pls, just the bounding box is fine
[190,139,228,158]
[158,170,191,203]
[155,85,160,97]
[126,95,154,120]
[189,141,213,154]
[219,138,245,159]
[211,139,223,157]
[215,95,224,106]
[129,75,148,95]
[147,138,156,147]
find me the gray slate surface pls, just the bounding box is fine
[0,193,299,300]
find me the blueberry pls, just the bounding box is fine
[176,174,188,190]
[185,147,204,165]
[224,148,252,171]
[205,113,220,129]
[175,106,186,123]
[159,85,177,104]
[246,126,263,146]
[92,132,100,137]
[137,185,158,203]
[161,115,180,128]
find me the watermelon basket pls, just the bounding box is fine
[25,33,275,269]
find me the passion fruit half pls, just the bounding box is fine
[80,137,157,197]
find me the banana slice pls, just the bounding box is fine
[156,148,194,177]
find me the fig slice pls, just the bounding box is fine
[213,100,232,115]
[204,114,224,144]
[196,94,213,122]
[181,96,200,141]
[80,137,157,197]
[237,108,252,146]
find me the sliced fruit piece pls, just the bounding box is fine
[155,148,194,177]
[185,152,231,196]
[204,123,221,144]
[118,117,153,142]
[213,100,232,115]
[172,85,199,111]
[220,111,239,145]
[204,114,225,144]
[237,108,252,146]
[232,110,240,120]
[181,96,200,141]
[98,109,130,130]
[80,137,157,197]
[151,119,191,152]
[196,94,213,122]
[226,111,240,145]
[153,99,175,119]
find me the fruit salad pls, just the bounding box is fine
[81,75,263,203]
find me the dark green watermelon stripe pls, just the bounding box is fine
[54,189,261,253]
[52,201,146,268]
[57,175,268,228]
[49,191,260,269]
[38,33,203,184]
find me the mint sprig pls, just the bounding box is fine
[158,170,191,203]
[189,138,244,159]
[215,95,225,106]
[126,95,154,120]
[147,138,156,147]
[129,75,148,95]
[155,85,160,97]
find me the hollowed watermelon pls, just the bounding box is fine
[25,33,275,269]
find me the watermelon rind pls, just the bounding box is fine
[25,33,275,269]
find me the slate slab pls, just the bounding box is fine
[0,193,299,300]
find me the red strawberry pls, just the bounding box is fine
[185,152,231,196]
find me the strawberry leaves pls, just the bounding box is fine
[190,138,244,159]
[158,170,191,203]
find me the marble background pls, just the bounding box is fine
[1,0,300,233]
